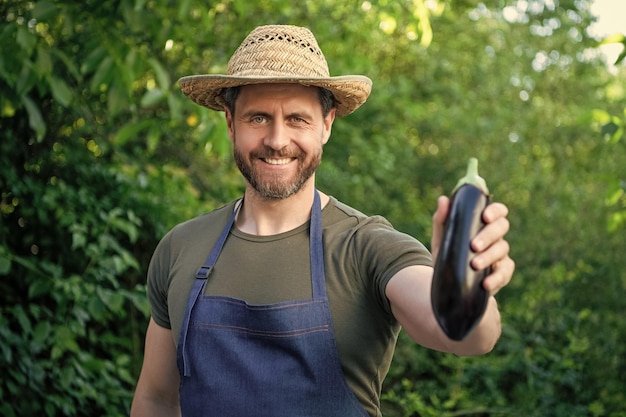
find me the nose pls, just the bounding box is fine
[263,121,290,150]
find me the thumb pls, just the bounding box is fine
[431,195,450,260]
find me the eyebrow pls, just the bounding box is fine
[287,111,313,120]
[239,110,314,121]
[240,110,271,119]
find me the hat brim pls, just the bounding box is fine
[178,74,372,117]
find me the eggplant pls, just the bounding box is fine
[431,157,491,341]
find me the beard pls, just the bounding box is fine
[234,144,322,201]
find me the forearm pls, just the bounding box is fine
[445,296,501,356]
[387,265,505,356]
[131,319,181,417]
[130,392,181,417]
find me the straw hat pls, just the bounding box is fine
[178,25,372,117]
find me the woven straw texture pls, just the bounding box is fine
[178,25,372,117]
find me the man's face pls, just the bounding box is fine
[225,83,336,200]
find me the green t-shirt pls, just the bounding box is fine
[147,196,432,416]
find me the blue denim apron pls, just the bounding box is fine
[176,191,369,417]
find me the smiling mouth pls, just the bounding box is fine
[262,158,294,165]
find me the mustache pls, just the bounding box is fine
[249,147,303,159]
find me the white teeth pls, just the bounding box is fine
[264,158,291,165]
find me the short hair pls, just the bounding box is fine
[220,86,336,117]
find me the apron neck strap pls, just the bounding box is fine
[309,190,326,299]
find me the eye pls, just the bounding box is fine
[289,115,307,124]
[251,115,266,124]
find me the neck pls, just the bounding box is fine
[235,182,329,236]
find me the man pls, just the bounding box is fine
[130,25,514,417]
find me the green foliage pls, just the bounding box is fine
[597,107,626,232]
[0,1,213,415]
[0,130,146,415]
[1,0,625,416]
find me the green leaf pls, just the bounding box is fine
[50,48,80,80]
[0,339,12,363]
[40,260,63,279]
[13,306,32,335]
[107,82,128,117]
[28,277,53,299]
[16,62,38,96]
[167,93,183,121]
[134,0,148,11]
[108,212,141,244]
[32,0,58,20]
[21,95,46,141]
[88,296,107,320]
[148,57,170,90]
[146,126,160,155]
[10,254,41,276]
[81,45,107,75]
[16,27,37,55]
[126,287,150,316]
[90,55,113,91]
[51,345,63,360]
[100,287,125,314]
[113,120,152,146]
[35,45,53,77]
[600,33,625,46]
[47,75,73,107]
[177,0,192,20]
[607,211,626,233]
[71,226,87,250]
[140,88,166,107]
[32,322,52,346]
[54,325,79,353]
[0,255,11,275]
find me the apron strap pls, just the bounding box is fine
[179,199,242,377]
[310,190,326,300]
[179,278,205,377]
[194,199,242,279]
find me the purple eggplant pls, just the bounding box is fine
[431,157,491,341]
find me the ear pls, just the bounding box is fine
[322,108,336,145]
[224,107,235,142]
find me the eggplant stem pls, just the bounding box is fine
[453,157,489,194]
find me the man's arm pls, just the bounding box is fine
[386,196,515,356]
[130,318,181,417]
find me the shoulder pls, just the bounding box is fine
[323,196,422,246]
[166,200,238,245]
[323,196,393,230]
[323,195,432,265]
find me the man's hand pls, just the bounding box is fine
[431,195,515,296]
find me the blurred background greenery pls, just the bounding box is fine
[1,0,625,415]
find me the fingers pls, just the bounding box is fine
[482,256,516,295]
[471,201,514,295]
[433,195,450,225]
[482,201,509,223]
[471,202,510,253]
[471,239,510,271]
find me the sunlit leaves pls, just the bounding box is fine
[601,32,626,64]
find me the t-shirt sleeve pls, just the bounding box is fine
[354,217,433,316]
[146,231,173,329]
